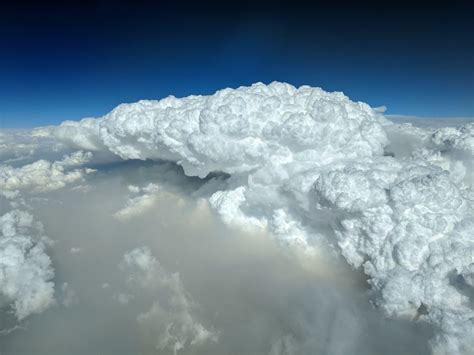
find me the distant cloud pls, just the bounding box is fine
[0,209,55,320]
[0,151,94,193]
[120,247,218,353]
[114,184,160,221]
[373,105,387,113]
[387,114,474,129]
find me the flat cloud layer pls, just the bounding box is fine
[0,82,473,354]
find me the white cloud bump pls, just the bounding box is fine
[0,209,55,320]
[313,159,474,352]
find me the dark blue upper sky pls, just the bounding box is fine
[1,0,473,127]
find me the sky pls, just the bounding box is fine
[0,0,473,127]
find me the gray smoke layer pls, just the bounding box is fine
[1,161,432,355]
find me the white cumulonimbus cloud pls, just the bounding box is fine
[53,82,389,177]
[48,82,474,354]
[1,82,473,354]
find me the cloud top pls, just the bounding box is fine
[53,81,388,177]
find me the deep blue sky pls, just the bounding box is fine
[1,0,473,127]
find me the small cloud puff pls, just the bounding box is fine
[114,183,161,220]
[120,247,217,354]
